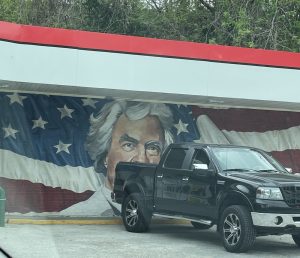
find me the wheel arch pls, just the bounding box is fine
[123,182,145,199]
[217,190,254,221]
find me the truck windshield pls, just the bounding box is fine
[210,147,287,173]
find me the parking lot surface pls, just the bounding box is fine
[0,223,299,258]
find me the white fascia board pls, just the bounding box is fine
[0,40,299,104]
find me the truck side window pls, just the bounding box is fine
[164,148,188,169]
[192,149,210,169]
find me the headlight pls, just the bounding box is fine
[256,187,283,200]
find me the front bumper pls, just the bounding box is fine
[251,212,300,228]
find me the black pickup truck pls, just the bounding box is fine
[112,143,300,253]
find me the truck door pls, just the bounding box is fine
[185,148,217,218]
[154,147,192,214]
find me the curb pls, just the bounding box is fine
[7,218,123,225]
[6,218,189,225]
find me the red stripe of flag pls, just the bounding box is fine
[192,106,300,132]
[271,150,300,173]
[0,177,94,213]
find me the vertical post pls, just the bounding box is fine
[0,187,6,227]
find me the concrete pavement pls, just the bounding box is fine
[0,223,299,258]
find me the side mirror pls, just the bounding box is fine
[193,163,208,170]
[193,163,213,177]
[286,168,293,173]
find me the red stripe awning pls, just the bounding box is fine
[0,21,300,69]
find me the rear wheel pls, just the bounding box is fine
[292,234,300,247]
[190,221,213,230]
[121,193,151,233]
[220,205,256,253]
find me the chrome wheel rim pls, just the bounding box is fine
[125,199,139,227]
[223,213,241,246]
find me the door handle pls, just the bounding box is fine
[157,175,163,178]
[182,176,189,181]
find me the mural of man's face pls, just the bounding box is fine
[105,114,164,190]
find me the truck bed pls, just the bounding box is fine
[114,162,157,204]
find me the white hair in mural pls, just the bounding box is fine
[85,100,174,173]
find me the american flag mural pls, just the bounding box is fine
[1,91,300,217]
[0,92,201,216]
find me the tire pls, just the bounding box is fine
[121,193,151,233]
[219,205,256,253]
[191,221,213,230]
[292,234,300,247]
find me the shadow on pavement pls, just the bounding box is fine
[146,223,299,255]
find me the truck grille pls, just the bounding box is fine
[281,186,300,207]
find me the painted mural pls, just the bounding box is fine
[1,91,300,217]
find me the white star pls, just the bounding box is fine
[82,98,97,109]
[7,93,27,106]
[3,124,19,139]
[32,116,48,129]
[54,140,72,154]
[57,105,74,119]
[174,119,189,135]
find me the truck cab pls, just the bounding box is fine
[154,145,217,220]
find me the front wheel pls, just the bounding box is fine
[219,205,256,253]
[292,234,300,247]
[121,193,151,233]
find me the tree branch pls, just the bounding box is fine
[146,0,162,13]
[264,0,278,49]
[198,0,214,13]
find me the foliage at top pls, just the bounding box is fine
[0,0,299,52]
